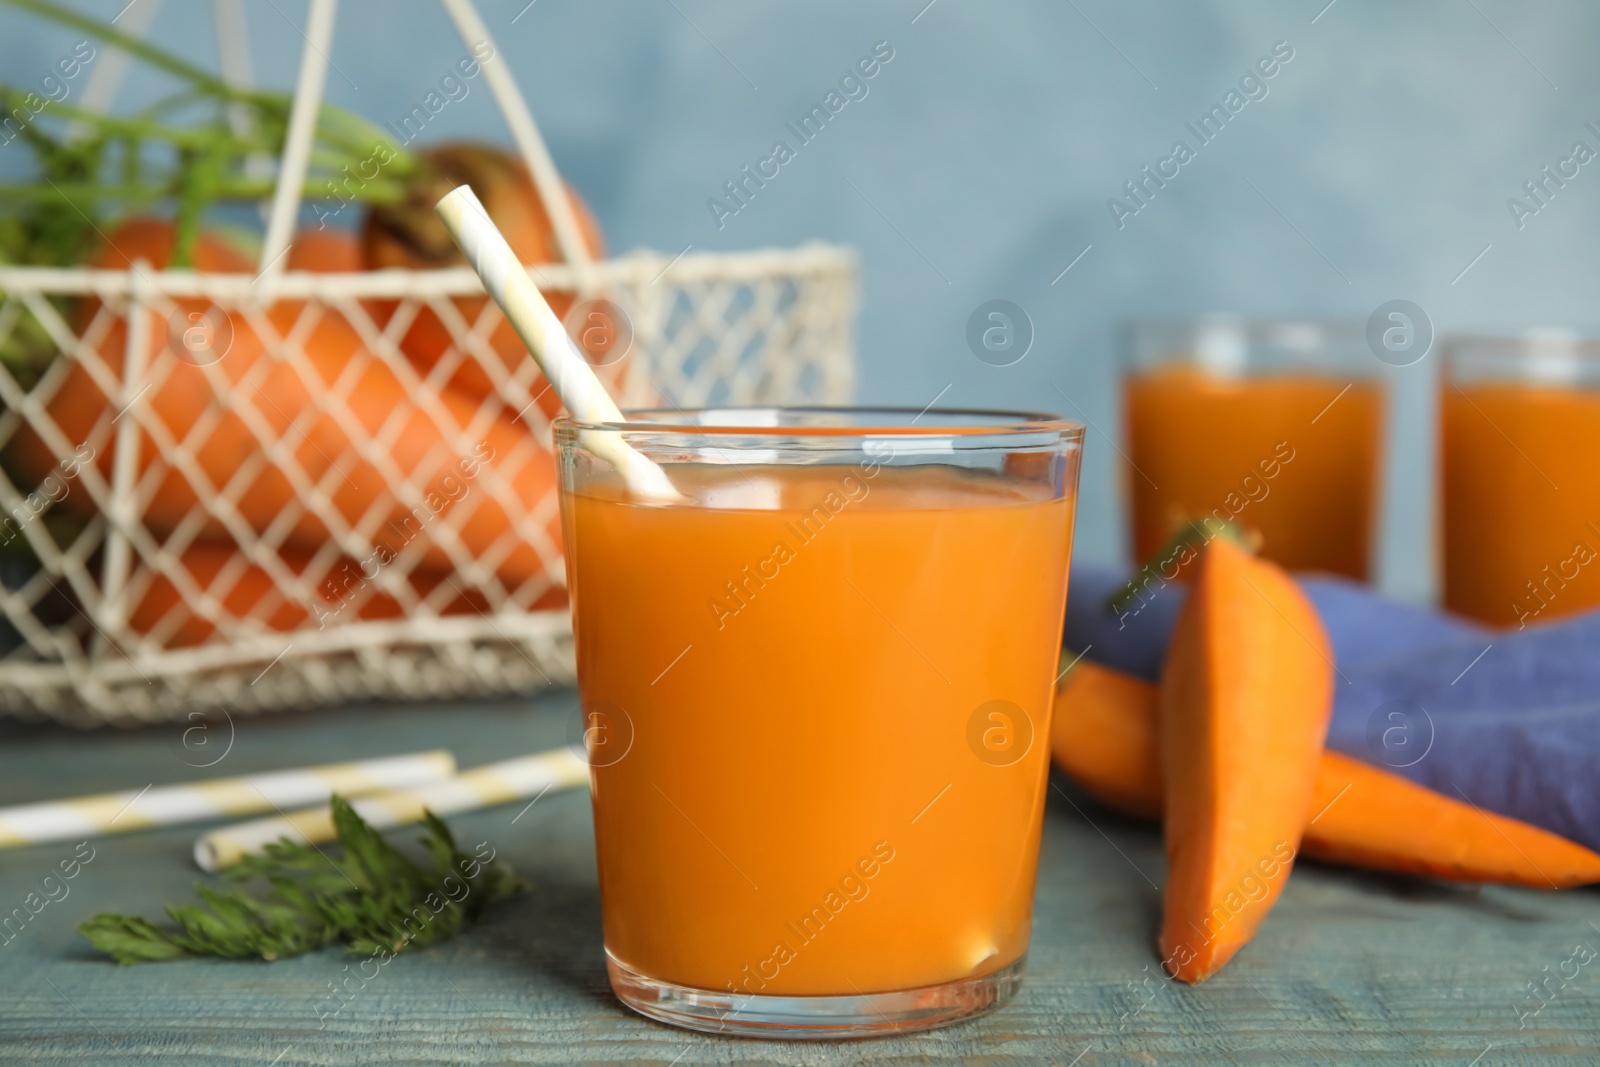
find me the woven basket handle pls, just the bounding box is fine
[438,0,598,285]
[257,0,595,287]
[258,0,339,280]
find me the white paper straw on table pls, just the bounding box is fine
[193,746,592,872]
[434,184,682,502]
[0,750,458,850]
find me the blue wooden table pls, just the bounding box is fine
[0,687,1595,1065]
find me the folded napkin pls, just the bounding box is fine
[1063,563,1600,855]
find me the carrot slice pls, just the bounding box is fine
[1157,538,1333,983]
[1051,659,1600,889]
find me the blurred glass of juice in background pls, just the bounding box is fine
[1122,317,1384,579]
[1441,333,1600,627]
[556,408,1082,1039]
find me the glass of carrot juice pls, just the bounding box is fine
[555,407,1083,1038]
[1122,316,1384,579]
[1441,332,1600,627]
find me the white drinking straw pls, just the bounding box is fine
[193,746,592,872]
[434,184,682,501]
[0,750,457,850]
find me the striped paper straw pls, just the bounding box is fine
[434,184,681,502]
[0,750,457,850]
[193,746,592,872]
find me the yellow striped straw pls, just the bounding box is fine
[0,750,457,851]
[193,746,591,872]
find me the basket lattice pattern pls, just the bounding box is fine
[0,244,856,726]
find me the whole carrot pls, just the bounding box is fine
[1051,659,1600,888]
[127,541,492,648]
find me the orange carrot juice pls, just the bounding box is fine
[558,411,1079,1036]
[1442,354,1600,627]
[1124,366,1382,578]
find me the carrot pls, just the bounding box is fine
[129,541,496,648]
[128,541,396,646]
[1157,538,1333,984]
[277,226,393,346]
[1051,660,1163,819]
[10,218,564,597]
[4,216,253,491]
[285,228,365,273]
[86,217,258,274]
[1301,755,1600,887]
[360,142,632,416]
[1052,659,1600,888]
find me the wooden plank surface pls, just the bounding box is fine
[0,688,1595,1065]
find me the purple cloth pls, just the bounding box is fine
[1064,563,1600,854]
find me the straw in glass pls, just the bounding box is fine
[434,185,682,501]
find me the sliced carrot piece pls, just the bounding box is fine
[1157,538,1333,983]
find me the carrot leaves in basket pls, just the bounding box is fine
[78,795,526,964]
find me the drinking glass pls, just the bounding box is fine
[1441,332,1600,627]
[555,407,1082,1038]
[1122,316,1384,579]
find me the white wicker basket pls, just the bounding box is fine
[0,0,856,726]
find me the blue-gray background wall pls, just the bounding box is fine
[6,0,1596,602]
